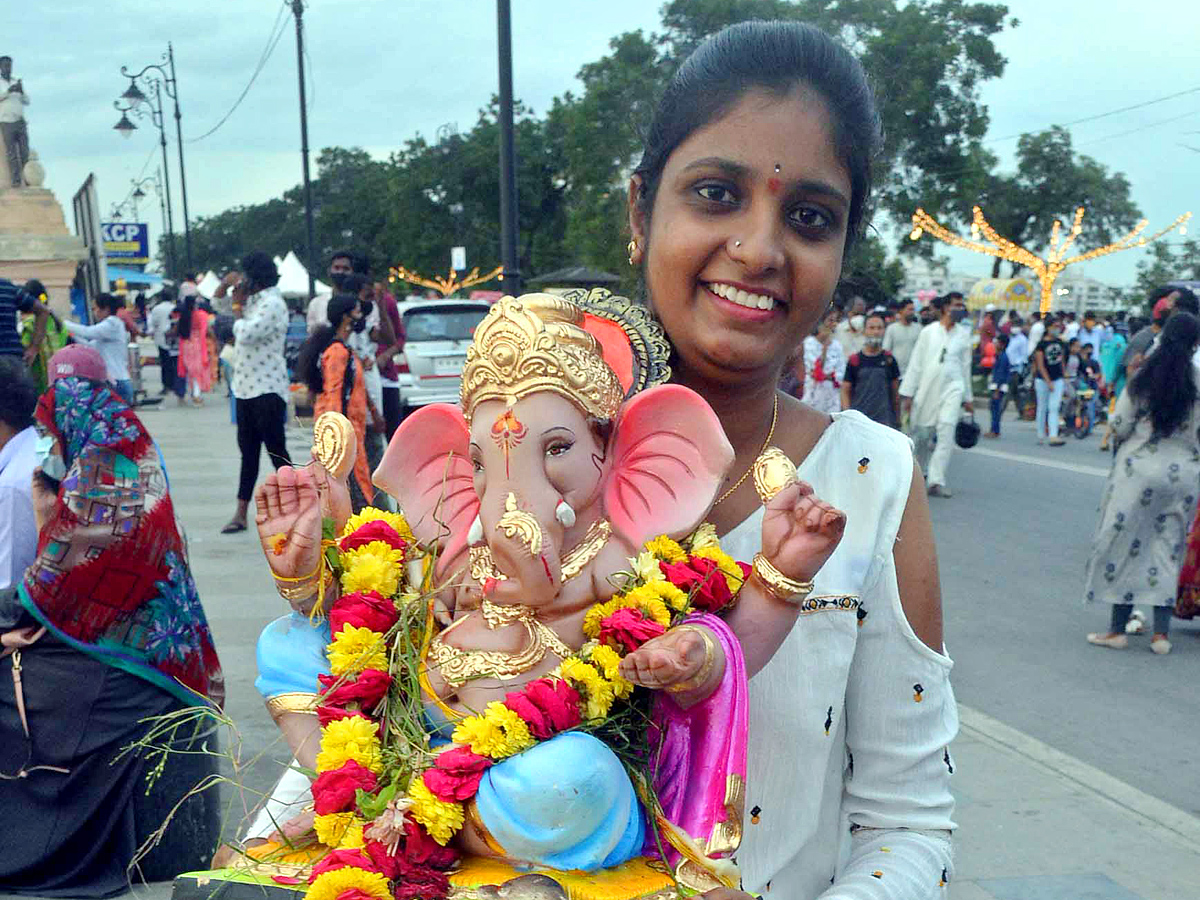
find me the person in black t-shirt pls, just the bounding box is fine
[1033,322,1068,445]
[841,311,901,428]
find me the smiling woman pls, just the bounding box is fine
[627,21,957,900]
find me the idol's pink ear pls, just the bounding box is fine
[604,385,734,547]
[373,404,478,572]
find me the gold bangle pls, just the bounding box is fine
[274,570,332,601]
[751,553,813,605]
[666,625,716,694]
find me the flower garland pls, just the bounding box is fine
[304,510,748,900]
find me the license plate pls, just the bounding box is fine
[434,355,464,374]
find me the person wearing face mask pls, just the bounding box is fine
[306,249,358,335]
[899,293,974,496]
[219,251,293,534]
[842,311,901,428]
[882,298,922,375]
[1032,318,1069,445]
[833,296,866,357]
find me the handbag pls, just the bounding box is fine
[955,410,980,449]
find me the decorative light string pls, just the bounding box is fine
[388,264,504,297]
[909,205,1193,313]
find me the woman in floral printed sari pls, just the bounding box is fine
[0,345,224,897]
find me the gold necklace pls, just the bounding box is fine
[714,393,779,506]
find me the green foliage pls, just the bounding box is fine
[1133,238,1200,304]
[973,126,1143,277]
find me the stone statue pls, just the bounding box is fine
[0,55,31,189]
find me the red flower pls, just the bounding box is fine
[319,668,393,711]
[660,556,737,612]
[422,747,493,802]
[504,677,583,739]
[340,520,408,554]
[598,606,666,653]
[316,705,374,728]
[311,759,379,815]
[307,848,378,881]
[392,861,451,900]
[402,818,460,869]
[363,839,401,880]
[339,891,389,900]
[330,590,401,635]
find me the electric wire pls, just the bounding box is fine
[186,1,291,143]
[987,85,1200,143]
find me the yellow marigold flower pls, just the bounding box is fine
[589,644,633,699]
[452,713,508,758]
[558,657,615,720]
[638,579,688,612]
[315,715,383,773]
[582,594,636,639]
[408,773,465,845]
[328,624,389,677]
[307,865,392,900]
[622,585,672,628]
[689,522,719,550]
[691,544,745,593]
[482,701,536,757]
[631,550,667,583]
[313,811,366,848]
[340,541,405,597]
[644,535,686,563]
[342,507,415,543]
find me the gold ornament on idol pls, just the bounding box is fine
[752,446,798,504]
[460,294,624,421]
[427,601,575,687]
[713,393,779,506]
[750,553,813,605]
[496,492,543,557]
[311,411,356,479]
[469,518,612,584]
[627,239,638,266]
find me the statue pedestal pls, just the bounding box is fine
[0,186,87,315]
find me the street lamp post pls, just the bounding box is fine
[131,171,171,275]
[496,0,521,295]
[115,85,177,278]
[117,43,193,272]
[292,0,317,300]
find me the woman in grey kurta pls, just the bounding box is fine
[1085,312,1200,655]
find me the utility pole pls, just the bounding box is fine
[293,0,317,300]
[496,0,521,295]
[166,43,193,272]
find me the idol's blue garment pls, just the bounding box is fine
[254,613,644,870]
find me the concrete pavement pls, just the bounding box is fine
[5,375,1198,900]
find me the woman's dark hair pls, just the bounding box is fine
[632,20,882,254]
[176,293,196,340]
[23,278,46,298]
[241,250,280,291]
[0,357,37,431]
[95,292,123,313]
[1130,311,1200,437]
[298,294,358,394]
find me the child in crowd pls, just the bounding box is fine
[840,311,901,428]
[986,332,1012,438]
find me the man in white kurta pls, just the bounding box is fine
[899,294,973,496]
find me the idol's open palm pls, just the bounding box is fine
[761,481,845,583]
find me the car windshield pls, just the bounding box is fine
[403,305,488,342]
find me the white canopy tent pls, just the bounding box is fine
[196,270,221,299]
[276,250,331,300]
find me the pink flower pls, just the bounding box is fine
[318,668,393,711]
[422,747,493,802]
[330,590,401,635]
[503,677,583,739]
[307,848,378,881]
[598,606,666,653]
[339,520,408,554]
[660,556,737,612]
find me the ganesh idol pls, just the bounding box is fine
[239,292,846,898]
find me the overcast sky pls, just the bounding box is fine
[10,0,1198,287]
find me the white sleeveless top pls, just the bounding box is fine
[722,411,958,898]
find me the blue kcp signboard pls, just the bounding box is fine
[100,221,150,266]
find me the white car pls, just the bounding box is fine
[396,299,492,412]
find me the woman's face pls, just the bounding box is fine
[631,87,852,388]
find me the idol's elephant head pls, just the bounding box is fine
[373,293,733,606]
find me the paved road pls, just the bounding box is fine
[931,408,1200,815]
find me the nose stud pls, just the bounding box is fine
[734,240,742,248]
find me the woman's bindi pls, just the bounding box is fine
[767,176,782,194]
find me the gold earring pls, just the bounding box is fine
[627,239,638,266]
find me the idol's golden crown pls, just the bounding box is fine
[460,294,623,420]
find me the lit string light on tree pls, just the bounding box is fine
[388,264,503,297]
[909,205,1193,313]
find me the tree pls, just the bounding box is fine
[971,127,1143,277]
[1133,238,1200,303]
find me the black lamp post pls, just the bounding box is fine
[130,172,171,275]
[116,43,193,273]
[496,0,521,295]
[114,90,177,279]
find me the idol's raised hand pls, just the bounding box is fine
[761,481,845,584]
